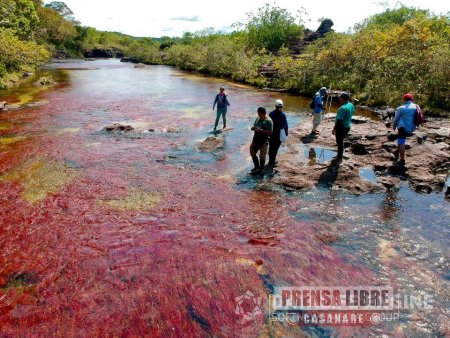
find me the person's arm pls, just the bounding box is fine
[225,95,230,106]
[257,128,273,136]
[284,114,289,136]
[332,108,343,135]
[315,95,323,110]
[251,118,257,131]
[393,109,401,130]
[255,121,273,135]
[212,95,218,110]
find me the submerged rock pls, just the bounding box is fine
[103,123,134,132]
[33,76,55,87]
[164,127,183,133]
[198,136,224,151]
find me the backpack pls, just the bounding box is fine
[309,96,316,109]
[415,105,425,127]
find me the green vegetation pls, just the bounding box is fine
[0,0,136,87]
[126,4,449,111]
[245,3,303,52]
[0,2,448,111]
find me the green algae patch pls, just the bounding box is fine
[0,135,27,146]
[0,157,78,204]
[0,121,14,131]
[99,188,161,211]
[182,107,208,119]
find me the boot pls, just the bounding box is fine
[251,156,260,173]
[259,158,265,173]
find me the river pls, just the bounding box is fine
[0,59,448,337]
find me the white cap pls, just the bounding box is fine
[275,99,283,107]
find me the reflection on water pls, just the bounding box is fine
[0,59,448,336]
[359,167,377,183]
[305,146,337,164]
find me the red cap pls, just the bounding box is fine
[403,93,414,101]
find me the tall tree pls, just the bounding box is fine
[0,0,39,40]
[45,1,75,21]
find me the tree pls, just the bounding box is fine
[355,6,429,31]
[45,1,75,22]
[0,0,39,40]
[0,27,49,71]
[246,3,303,52]
[36,6,77,46]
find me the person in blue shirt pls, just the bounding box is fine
[332,92,355,160]
[268,99,288,167]
[212,87,230,131]
[311,87,328,134]
[392,93,418,165]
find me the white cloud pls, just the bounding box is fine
[43,0,449,37]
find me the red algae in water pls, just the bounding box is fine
[2,60,440,336]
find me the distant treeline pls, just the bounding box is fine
[1,2,449,111]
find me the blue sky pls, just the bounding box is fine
[44,0,449,37]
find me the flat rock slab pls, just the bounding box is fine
[274,117,450,195]
[198,136,224,151]
[103,123,134,132]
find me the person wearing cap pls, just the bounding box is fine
[392,93,418,165]
[332,92,355,160]
[212,87,230,131]
[311,87,328,134]
[268,99,288,167]
[250,107,273,173]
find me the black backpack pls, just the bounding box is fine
[309,96,316,109]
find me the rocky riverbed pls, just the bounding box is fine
[274,114,450,197]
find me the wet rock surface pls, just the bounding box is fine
[33,76,55,87]
[198,136,224,151]
[103,123,135,132]
[1,100,48,112]
[274,116,450,195]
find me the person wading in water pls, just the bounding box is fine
[250,107,273,174]
[212,86,230,131]
[268,99,288,167]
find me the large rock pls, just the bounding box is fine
[103,123,134,132]
[33,76,55,87]
[198,137,224,151]
[83,48,124,58]
[272,116,450,195]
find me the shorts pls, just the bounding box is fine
[397,127,406,145]
[313,112,322,128]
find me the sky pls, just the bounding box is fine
[44,0,449,37]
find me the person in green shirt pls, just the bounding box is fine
[250,107,273,173]
[332,92,355,160]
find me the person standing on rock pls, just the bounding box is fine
[250,107,273,173]
[311,87,328,134]
[332,92,355,160]
[392,93,418,165]
[212,87,230,131]
[268,99,288,167]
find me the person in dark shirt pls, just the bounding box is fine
[212,86,230,131]
[250,107,273,173]
[268,99,288,167]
